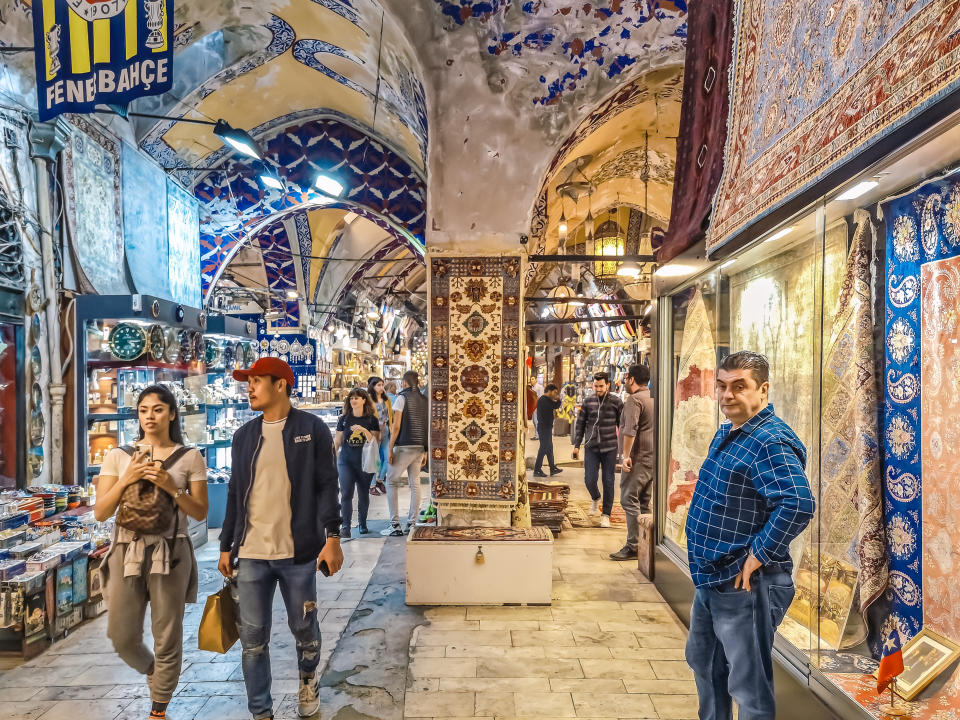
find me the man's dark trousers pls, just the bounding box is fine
[583,446,617,515]
[685,568,795,720]
[535,432,557,473]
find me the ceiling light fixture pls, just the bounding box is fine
[257,163,284,190]
[617,262,641,278]
[558,209,568,237]
[836,180,879,201]
[720,260,736,269]
[763,226,794,243]
[315,174,345,197]
[653,264,696,278]
[286,290,299,300]
[213,120,264,160]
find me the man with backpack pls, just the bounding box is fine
[382,370,429,536]
[218,358,343,720]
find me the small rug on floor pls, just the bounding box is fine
[566,502,627,528]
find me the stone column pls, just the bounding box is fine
[29,118,69,485]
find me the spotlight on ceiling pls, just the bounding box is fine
[286,290,299,300]
[617,262,641,278]
[213,120,263,160]
[315,174,345,197]
[763,226,794,243]
[836,180,879,201]
[654,264,696,278]
[257,164,284,190]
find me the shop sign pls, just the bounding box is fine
[32,0,174,121]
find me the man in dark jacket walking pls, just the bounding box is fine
[218,358,343,720]
[572,372,623,527]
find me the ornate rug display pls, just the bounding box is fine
[411,526,551,542]
[709,0,960,252]
[664,286,717,548]
[429,256,523,510]
[882,173,960,652]
[63,116,127,295]
[565,502,627,529]
[659,0,734,264]
[817,211,887,645]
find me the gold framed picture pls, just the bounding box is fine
[893,628,960,701]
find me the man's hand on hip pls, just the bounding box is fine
[734,552,763,592]
[318,537,344,575]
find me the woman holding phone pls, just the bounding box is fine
[95,385,208,720]
[333,387,380,537]
[366,376,392,496]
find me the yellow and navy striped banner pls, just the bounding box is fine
[33,0,173,121]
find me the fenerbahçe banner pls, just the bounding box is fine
[32,0,174,121]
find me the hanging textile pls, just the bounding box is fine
[818,210,887,646]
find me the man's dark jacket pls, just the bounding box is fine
[220,407,341,564]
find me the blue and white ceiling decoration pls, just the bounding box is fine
[195,116,426,299]
[431,0,687,106]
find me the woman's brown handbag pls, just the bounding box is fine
[115,446,191,535]
[198,580,240,653]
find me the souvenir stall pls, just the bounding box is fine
[0,288,24,491]
[654,80,960,720]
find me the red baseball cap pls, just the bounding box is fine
[233,357,295,387]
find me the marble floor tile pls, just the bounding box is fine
[36,697,134,720]
[512,690,576,717]
[402,690,475,717]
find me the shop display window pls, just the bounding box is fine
[656,110,960,718]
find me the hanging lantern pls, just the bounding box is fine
[593,208,625,277]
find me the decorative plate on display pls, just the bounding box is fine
[205,339,222,367]
[163,328,179,363]
[148,325,165,361]
[277,339,290,355]
[235,342,245,369]
[107,323,147,361]
[259,339,269,350]
[30,314,41,346]
[30,346,41,382]
[192,331,203,364]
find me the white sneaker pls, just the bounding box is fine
[589,500,600,516]
[600,514,611,528]
[298,673,320,717]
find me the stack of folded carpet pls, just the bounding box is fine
[528,481,570,536]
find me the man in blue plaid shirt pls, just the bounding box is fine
[684,351,814,720]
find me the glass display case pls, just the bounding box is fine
[654,108,960,718]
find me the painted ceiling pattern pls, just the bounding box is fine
[592,147,675,185]
[195,116,426,299]
[432,0,687,106]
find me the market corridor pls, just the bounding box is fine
[0,472,697,720]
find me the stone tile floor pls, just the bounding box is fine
[0,436,700,719]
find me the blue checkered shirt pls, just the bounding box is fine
[685,404,815,588]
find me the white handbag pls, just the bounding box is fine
[362,437,380,474]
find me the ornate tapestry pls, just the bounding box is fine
[730,222,847,458]
[429,256,522,510]
[664,287,717,547]
[709,0,960,252]
[660,0,734,264]
[881,174,960,651]
[411,526,551,542]
[122,143,169,301]
[812,210,887,647]
[920,256,960,643]
[167,178,202,309]
[63,116,126,295]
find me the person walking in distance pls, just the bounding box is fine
[382,370,428,537]
[367,377,392,496]
[684,352,814,720]
[572,372,623,527]
[533,384,563,477]
[334,388,380,537]
[95,385,209,720]
[218,358,344,720]
[610,364,655,561]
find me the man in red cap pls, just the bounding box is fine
[218,357,342,720]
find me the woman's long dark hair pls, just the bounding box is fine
[343,387,376,418]
[367,376,386,404]
[136,384,184,444]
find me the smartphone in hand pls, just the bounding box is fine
[135,443,154,462]
[318,560,330,577]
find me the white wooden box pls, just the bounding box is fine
[405,526,553,605]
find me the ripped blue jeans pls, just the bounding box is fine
[237,558,321,719]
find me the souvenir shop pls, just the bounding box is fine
[652,26,960,720]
